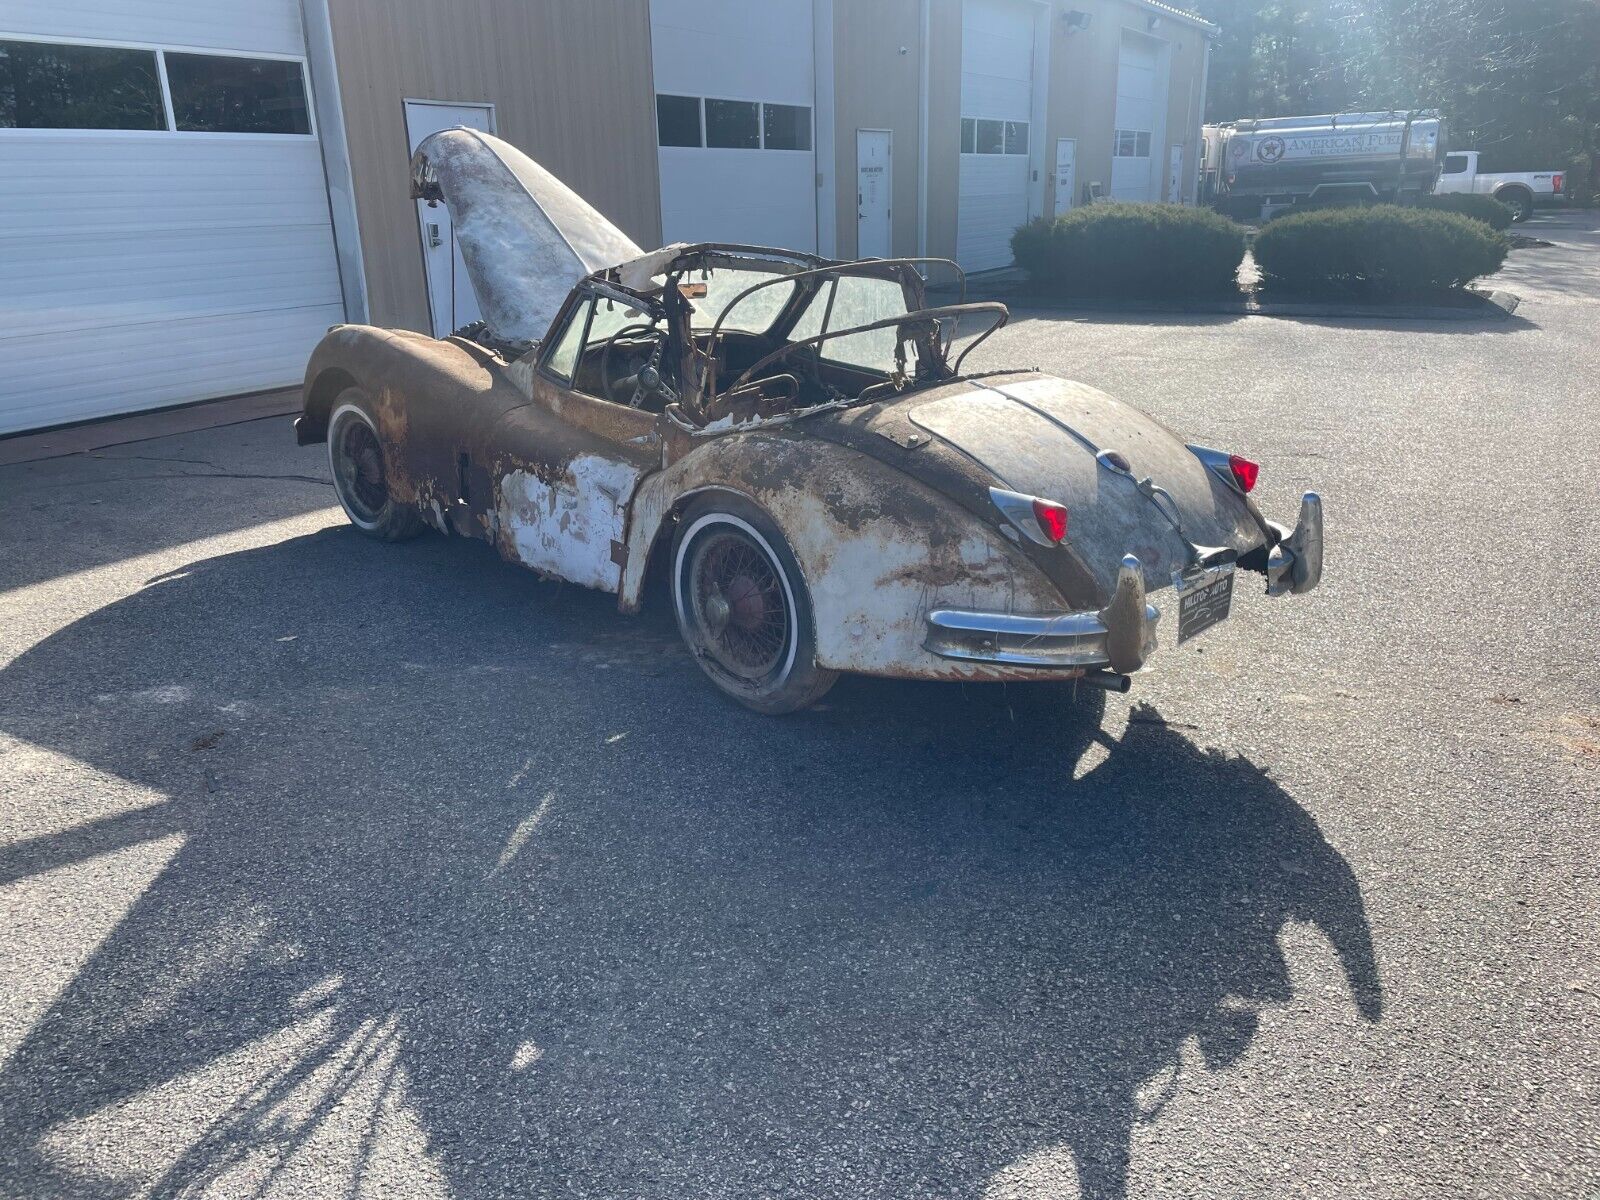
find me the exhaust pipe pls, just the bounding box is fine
[1077,670,1132,693]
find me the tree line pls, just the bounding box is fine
[1192,0,1600,202]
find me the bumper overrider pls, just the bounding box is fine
[925,492,1323,676]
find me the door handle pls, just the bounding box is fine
[427,222,443,249]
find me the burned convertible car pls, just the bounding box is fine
[296,130,1323,712]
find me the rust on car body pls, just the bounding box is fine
[299,129,1324,711]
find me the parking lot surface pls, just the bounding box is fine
[1,212,1596,1199]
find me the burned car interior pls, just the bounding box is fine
[492,246,1009,429]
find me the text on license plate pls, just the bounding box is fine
[1176,568,1234,644]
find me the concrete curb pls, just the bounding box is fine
[962,285,1521,322]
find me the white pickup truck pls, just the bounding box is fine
[1433,150,1566,222]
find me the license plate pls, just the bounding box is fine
[1176,566,1235,644]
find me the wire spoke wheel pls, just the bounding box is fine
[333,417,389,524]
[687,529,792,682]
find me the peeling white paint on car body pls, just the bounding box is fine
[495,455,643,593]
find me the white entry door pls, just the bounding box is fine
[1054,138,1077,216]
[1168,144,1185,202]
[857,130,892,258]
[404,100,494,336]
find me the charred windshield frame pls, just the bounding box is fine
[699,256,978,389]
[587,245,1005,429]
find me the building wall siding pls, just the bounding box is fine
[924,0,965,263]
[326,0,662,333]
[831,0,924,261]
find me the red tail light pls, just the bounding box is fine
[1227,455,1260,493]
[1031,498,1069,543]
[1554,173,1564,194]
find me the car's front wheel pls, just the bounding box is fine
[327,391,424,541]
[671,495,838,714]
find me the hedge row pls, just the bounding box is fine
[1416,192,1516,230]
[1010,203,1246,297]
[1010,202,1509,298]
[1252,205,1510,295]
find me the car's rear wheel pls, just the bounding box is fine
[672,495,837,714]
[328,391,424,541]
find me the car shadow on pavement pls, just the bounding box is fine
[0,527,1383,1200]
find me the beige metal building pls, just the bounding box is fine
[0,0,1211,434]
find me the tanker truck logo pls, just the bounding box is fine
[1256,136,1287,164]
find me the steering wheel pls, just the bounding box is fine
[599,323,666,405]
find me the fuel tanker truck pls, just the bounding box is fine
[1200,110,1445,220]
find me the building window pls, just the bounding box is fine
[0,39,313,135]
[961,117,1028,156]
[656,94,701,147]
[658,96,812,151]
[705,98,759,148]
[0,39,163,130]
[762,102,810,151]
[1115,129,1152,157]
[165,53,309,134]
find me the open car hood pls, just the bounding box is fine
[410,129,643,346]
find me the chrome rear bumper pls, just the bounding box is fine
[924,492,1324,674]
[926,554,1161,674]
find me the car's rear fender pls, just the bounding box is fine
[621,431,1071,680]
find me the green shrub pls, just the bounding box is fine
[1416,192,1515,230]
[1251,205,1510,295]
[1010,203,1247,297]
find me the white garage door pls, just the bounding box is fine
[957,0,1034,273]
[650,0,816,251]
[0,3,343,435]
[1110,34,1165,202]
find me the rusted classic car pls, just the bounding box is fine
[296,129,1323,712]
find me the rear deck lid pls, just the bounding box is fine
[908,374,1261,592]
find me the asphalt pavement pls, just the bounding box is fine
[1,210,1595,1199]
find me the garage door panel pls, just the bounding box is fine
[658,149,815,249]
[2,225,342,339]
[960,0,1032,121]
[0,305,342,435]
[0,137,337,235]
[957,0,1034,272]
[959,70,1032,122]
[958,156,1029,272]
[1110,158,1152,200]
[650,0,813,105]
[2,0,306,57]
